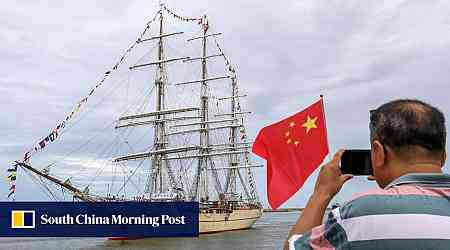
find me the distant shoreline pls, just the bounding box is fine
[263,208,304,212]
[263,208,333,212]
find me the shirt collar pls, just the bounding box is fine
[385,173,450,189]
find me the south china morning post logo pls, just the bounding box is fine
[0,202,199,237]
[39,213,186,227]
[11,210,35,229]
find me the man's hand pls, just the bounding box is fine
[284,150,353,250]
[313,149,354,201]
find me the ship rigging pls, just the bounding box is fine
[11,3,263,233]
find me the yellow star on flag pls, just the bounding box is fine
[285,122,301,146]
[302,116,318,133]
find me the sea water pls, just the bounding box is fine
[0,212,300,250]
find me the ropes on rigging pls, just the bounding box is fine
[20,10,162,163]
[6,10,164,200]
[8,4,255,204]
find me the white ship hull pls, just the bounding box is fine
[107,208,262,241]
[199,208,262,233]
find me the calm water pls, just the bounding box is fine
[0,212,299,250]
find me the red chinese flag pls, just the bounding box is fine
[252,99,329,209]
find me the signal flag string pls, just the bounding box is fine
[8,7,211,200]
[162,5,201,22]
[7,10,162,200]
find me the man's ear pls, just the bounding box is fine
[372,140,385,169]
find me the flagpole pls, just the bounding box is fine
[320,95,341,207]
[319,95,330,159]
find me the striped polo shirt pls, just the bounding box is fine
[289,173,450,250]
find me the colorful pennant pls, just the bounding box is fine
[12,7,234,201]
[20,11,161,163]
[213,37,237,77]
[7,164,17,200]
[163,5,201,22]
[11,10,162,200]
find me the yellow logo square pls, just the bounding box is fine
[11,210,35,229]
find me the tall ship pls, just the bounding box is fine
[11,2,263,234]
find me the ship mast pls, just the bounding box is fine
[14,5,264,205]
[197,15,210,202]
[226,76,238,194]
[151,2,166,195]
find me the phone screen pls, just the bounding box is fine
[340,149,373,175]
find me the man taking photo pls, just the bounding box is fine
[285,99,450,249]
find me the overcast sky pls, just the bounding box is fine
[1,0,450,207]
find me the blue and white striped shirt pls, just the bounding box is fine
[289,173,450,249]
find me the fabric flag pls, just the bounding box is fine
[9,184,16,197]
[7,165,17,172]
[252,99,329,209]
[39,139,46,149]
[7,172,16,181]
[25,151,31,160]
[204,20,209,32]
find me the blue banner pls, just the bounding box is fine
[0,202,199,237]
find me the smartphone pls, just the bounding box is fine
[340,149,373,175]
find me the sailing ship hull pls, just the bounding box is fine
[108,208,262,240]
[199,208,262,233]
